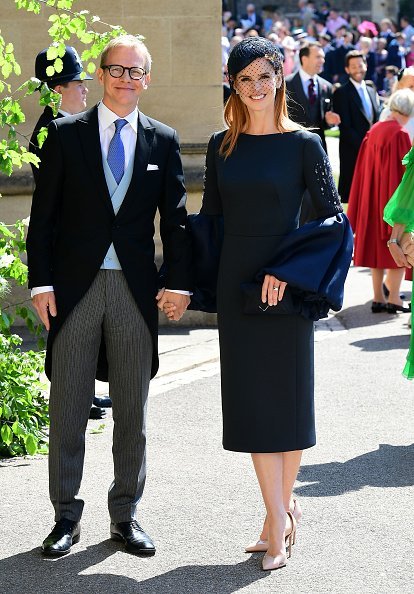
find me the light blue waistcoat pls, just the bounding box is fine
[100,154,135,270]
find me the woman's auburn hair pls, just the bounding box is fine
[219,81,303,158]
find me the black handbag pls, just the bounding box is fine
[241,283,300,315]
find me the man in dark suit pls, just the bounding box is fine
[240,3,263,34]
[332,50,381,202]
[30,46,110,420]
[285,41,340,152]
[27,36,192,557]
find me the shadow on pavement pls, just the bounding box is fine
[337,302,410,330]
[350,334,409,351]
[296,443,414,497]
[1,541,269,594]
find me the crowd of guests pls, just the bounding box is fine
[222,3,414,95]
[222,3,414,317]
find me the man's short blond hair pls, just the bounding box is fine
[100,35,152,73]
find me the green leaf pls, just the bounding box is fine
[1,424,13,446]
[54,57,63,73]
[45,65,55,77]
[25,433,38,455]
[1,311,12,329]
[2,402,12,420]
[36,126,48,149]
[1,62,13,78]
[46,45,59,60]
[12,420,24,436]
[90,423,105,434]
[57,42,67,58]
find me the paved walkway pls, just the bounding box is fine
[2,264,414,593]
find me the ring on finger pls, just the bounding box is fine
[273,286,279,291]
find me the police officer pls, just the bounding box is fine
[29,45,93,182]
[29,46,111,419]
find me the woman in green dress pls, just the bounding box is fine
[384,144,414,378]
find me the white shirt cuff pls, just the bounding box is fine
[31,286,54,298]
[165,289,192,296]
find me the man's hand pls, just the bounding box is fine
[32,291,57,331]
[157,290,190,321]
[325,110,341,126]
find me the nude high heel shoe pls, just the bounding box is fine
[245,538,268,553]
[245,499,301,553]
[261,512,296,572]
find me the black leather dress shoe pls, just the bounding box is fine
[110,520,155,555]
[93,395,112,408]
[42,519,80,556]
[371,301,387,313]
[386,302,411,313]
[89,406,106,420]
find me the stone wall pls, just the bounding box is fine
[0,0,223,197]
[1,0,223,143]
[0,0,223,326]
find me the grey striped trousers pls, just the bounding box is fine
[49,270,152,523]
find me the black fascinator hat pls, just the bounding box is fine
[227,37,283,82]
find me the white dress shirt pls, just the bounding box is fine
[32,101,189,297]
[349,78,373,121]
[299,68,318,99]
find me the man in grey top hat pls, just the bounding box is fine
[30,46,111,419]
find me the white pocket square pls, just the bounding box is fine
[147,164,159,171]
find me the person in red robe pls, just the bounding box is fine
[347,89,414,313]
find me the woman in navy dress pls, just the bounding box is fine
[166,38,343,571]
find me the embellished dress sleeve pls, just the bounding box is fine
[303,133,343,219]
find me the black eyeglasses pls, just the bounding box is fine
[102,65,147,80]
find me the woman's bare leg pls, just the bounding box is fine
[371,268,386,303]
[385,268,406,305]
[283,450,303,513]
[251,453,286,559]
[256,450,302,541]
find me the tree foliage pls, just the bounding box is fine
[0,0,141,177]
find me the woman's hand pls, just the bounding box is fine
[261,274,287,307]
[388,243,412,268]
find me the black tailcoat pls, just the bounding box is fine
[26,105,192,380]
[29,106,64,184]
[332,79,381,201]
[285,71,333,152]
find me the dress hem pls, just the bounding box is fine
[222,440,316,453]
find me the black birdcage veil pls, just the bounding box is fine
[227,37,283,92]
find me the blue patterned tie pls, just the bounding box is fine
[107,119,128,184]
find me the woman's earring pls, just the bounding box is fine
[235,88,240,95]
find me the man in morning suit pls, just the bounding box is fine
[30,46,110,420]
[332,50,381,202]
[26,36,192,557]
[285,41,340,152]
